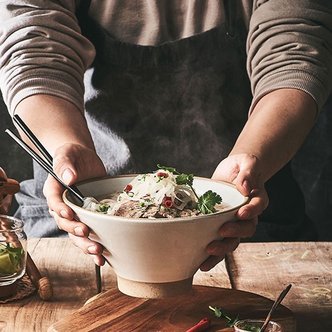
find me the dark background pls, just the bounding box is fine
[0,96,32,181]
[1,94,331,240]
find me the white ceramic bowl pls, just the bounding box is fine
[63,175,248,298]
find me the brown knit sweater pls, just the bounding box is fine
[0,0,331,114]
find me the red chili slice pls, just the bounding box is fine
[162,196,173,208]
[124,184,133,193]
[185,317,211,332]
[157,171,168,178]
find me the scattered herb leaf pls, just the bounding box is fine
[157,164,177,174]
[209,306,263,331]
[176,173,194,186]
[209,306,239,327]
[198,191,222,214]
[97,203,110,213]
[157,165,222,215]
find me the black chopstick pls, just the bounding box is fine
[5,129,84,203]
[13,114,53,166]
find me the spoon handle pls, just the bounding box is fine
[261,284,292,332]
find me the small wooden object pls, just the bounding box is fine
[26,253,53,300]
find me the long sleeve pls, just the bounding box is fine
[247,0,332,113]
[0,0,96,115]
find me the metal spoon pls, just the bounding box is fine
[260,284,292,332]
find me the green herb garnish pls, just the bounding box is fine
[157,164,222,214]
[209,306,262,331]
[209,306,240,327]
[176,173,194,186]
[157,165,194,186]
[97,203,110,213]
[156,165,177,173]
[198,190,222,214]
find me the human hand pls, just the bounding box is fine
[43,143,107,265]
[200,153,269,271]
[0,167,20,215]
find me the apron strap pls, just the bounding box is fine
[76,0,92,36]
[224,0,237,39]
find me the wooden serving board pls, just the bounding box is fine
[48,286,296,332]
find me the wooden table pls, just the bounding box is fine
[1,239,331,332]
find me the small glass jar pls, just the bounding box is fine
[0,215,27,286]
[234,319,282,332]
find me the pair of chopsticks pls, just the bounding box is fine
[5,114,102,294]
[6,115,84,203]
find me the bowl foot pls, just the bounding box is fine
[117,276,193,299]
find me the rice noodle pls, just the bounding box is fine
[83,168,226,218]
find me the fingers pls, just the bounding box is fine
[48,200,89,236]
[42,144,108,267]
[201,217,258,271]
[218,218,258,239]
[49,208,105,266]
[201,218,256,271]
[200,256,224,272]
[49,198,105,266]
[44,175,76,223]
[212,154,261,196]
[68,233,105,266]
[200,237,240,271]
[237,188,269,220]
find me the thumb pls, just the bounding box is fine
[61,168,76,185]
[234,177,252,197]
[53,155,78,186]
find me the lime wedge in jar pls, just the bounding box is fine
[0,252,17,275]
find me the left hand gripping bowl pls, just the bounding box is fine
[63,175,248,299]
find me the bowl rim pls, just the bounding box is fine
[63,174,249,224]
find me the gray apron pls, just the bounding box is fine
[15,1,317,241]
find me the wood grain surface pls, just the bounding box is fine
[1,239,331,332]
[48,286,295,332]
[227,242,332,332]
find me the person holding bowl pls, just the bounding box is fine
[0,0,331,271]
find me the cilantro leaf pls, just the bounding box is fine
[97,203,110,213]
[209,306,240,327]
[156,165,222,214]
[176,173,194,186]
[157,164,178,174]
[157,164,194,186]
[197,190,222,214]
